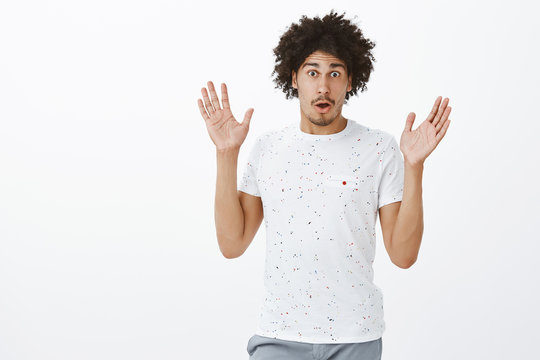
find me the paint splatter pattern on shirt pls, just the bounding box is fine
[238,119,404,344]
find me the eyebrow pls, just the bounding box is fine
[301,62,346,70]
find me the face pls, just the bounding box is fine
[292,50,352,127]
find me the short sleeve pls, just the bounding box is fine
[237,135,263,197]
[378,136,404,209]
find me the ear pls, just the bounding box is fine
[292,70,297,89]
[347,74,352,92]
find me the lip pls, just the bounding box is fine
[314,103,332,114]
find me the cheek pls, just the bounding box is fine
[297,88,310,103]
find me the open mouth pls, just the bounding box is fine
[314,101,332,113]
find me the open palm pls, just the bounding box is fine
[197,81,254,151]
[400,96,452,166]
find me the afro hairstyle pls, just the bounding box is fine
[271,10,376,104]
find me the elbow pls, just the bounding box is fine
[393,256,417,269]
[220,244,244,259]
[217,235,244,259]
[222,250,242,259]
[398,261,414,269]
[220,246,242,259]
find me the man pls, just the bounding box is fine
[197,10,451,360]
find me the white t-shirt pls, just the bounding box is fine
[238,118,404,344]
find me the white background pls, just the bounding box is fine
[1,0,539,359]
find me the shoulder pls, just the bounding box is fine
[245,125,287,158]
[351,121,397,148]
[253,123,293,145]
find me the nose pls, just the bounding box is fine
[317,76,330,95]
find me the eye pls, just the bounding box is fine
[308,70,317,77]
[330,71,340,78]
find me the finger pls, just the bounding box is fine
[221,83,231,110]
[242,108,254,127]
[426,96,442,123]
[404,112,416,132]
[197,98,210,121]
[208,81,222,111]
[435,118,451,144]
[201,87,215,114]
[435,106,451,133]
[432,97,449,128]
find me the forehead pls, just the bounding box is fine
[300,50,346,68]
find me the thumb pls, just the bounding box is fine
[404,112,415,132]
[242,108,254,128]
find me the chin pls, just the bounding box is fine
[310,114,336,126]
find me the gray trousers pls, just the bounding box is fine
[247,334,382,360]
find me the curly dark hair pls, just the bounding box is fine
[271,10,376,104]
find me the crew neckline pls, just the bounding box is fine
[293,118,354,141]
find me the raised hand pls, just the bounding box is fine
[399,96,452,166]
[197,81,254,151]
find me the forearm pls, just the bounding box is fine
[391,161,424,267]
[215,147,245,258]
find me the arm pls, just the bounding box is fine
[380,96,452,269]
[214,148,264,259]
[215,148,245,258]
[379,162,424,269]
[198,80,260,258]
